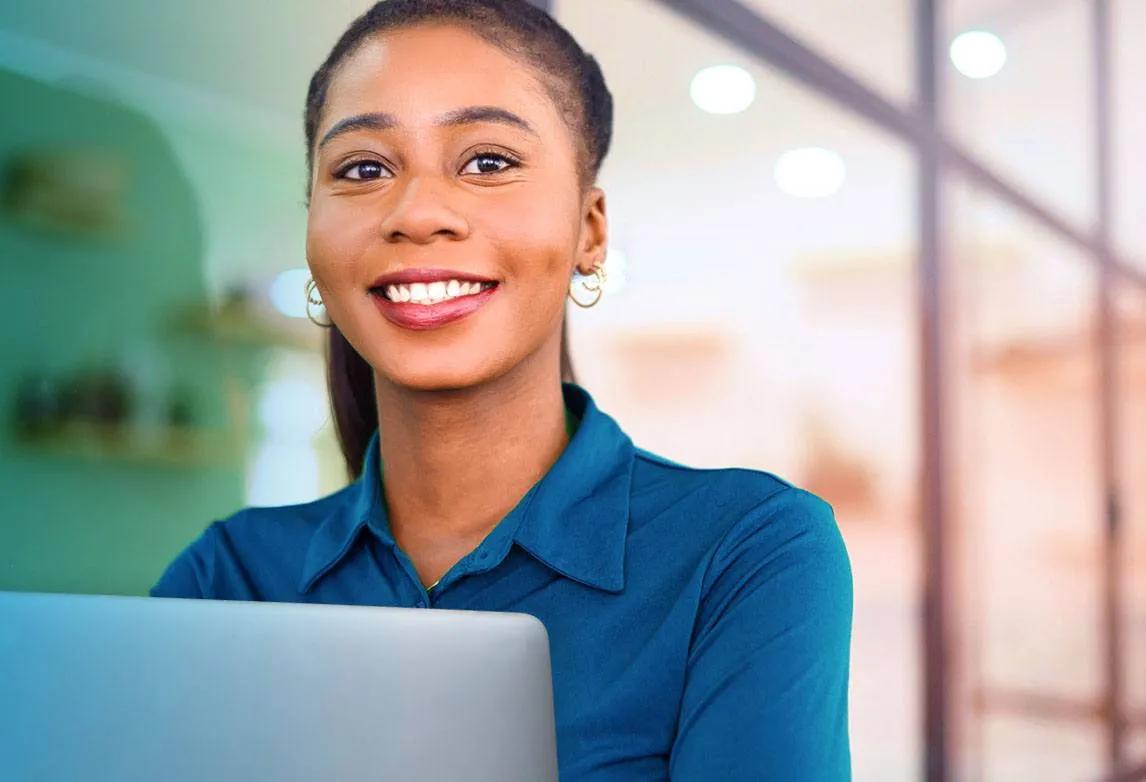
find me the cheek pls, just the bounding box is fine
[480,187,580,283]
[305,199,375,284]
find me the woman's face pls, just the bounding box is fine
[306,23,607,393]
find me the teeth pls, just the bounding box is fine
[382,279,491,305]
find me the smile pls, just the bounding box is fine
[377,279,497,305]
[369,278,499,331]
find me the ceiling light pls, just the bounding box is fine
[949,30,1007,79]
[773,147,847,199]
[690,64,756,115]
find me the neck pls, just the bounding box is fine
[373,360,571,549]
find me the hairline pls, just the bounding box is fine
[307,20,594,193]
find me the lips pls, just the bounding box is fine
[368,268,500,331]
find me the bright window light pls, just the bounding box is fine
[257,376,328,441]
[245,441,319,507]
[689,64,756,115]
[773,147,847,199]
[269,267,313,319]
[603,247,628,294]
[949,30,1007,79]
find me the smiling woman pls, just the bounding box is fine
[303,5,611,474]
[149,2,853,780]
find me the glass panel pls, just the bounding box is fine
[556,1,920,779]
[1113,1,1146,269]
[739,0,914,107]
[981,715,1105,781]
[1127,730,1146,772]
[948,174,1105,773]
[945,0,1095,230]
[1115,280,1146,723]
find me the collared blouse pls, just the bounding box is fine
[151,382,853,780]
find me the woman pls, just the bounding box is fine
[151,1,853,778]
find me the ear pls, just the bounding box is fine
[574,186,608,276]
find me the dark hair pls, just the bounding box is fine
[303,0,614,479]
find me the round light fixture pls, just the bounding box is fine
[269,267,313,319]
[689,64,756,115]
[773,147,847,199]
[949,30,1007,79]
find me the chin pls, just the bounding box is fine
[373,353,506,394]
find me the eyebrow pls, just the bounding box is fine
[317,106,538,150]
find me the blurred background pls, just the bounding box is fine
[0,0,1142,779]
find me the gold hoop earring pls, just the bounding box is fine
[568,263,607,309]
[304,276,333,328]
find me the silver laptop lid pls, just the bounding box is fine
[0,591,558,782]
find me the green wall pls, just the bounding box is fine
[0,68,249,596]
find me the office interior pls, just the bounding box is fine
[0,1,1143,780]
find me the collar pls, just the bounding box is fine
[298,382,634,595]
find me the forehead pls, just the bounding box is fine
[322,23,560,132]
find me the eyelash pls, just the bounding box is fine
[334,149,522,181]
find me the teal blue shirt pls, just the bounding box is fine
[151,382,853,780]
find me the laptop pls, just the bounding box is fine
[0,591,558,781]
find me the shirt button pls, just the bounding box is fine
[478,551,489,561]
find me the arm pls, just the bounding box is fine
[669,487,854,780]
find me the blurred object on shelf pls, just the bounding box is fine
[12,419,238,469]
[11,372,67,436]
[169,289,322,353]
[800,410,878,518]
[7,366,237,468]
[607,324,734,405]
[64,366,135,429]
[165,385,196,428]
[0,146,132,240]
[610,325,729,358]
[219,282,255,318]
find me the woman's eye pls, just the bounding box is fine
[338,160,388,180]
[461,152,517,175]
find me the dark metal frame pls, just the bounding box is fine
[635,0,1143,779]
[916,2,952,779]
[1094,0,1128,773]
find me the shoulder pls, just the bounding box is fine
[148,483,359,599]
[629,445,851,607]
[655,461,853,778]
[631,446,842,549]
[210,486,352,549]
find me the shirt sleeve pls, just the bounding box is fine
[669,486,854,781]
[148,521,220,599]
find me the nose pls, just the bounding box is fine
[378,176,470,244]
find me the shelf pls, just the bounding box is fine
[972,320,1146,375]
[11,420,242,468]
[610,326,730,358]
[169,302,323,352]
